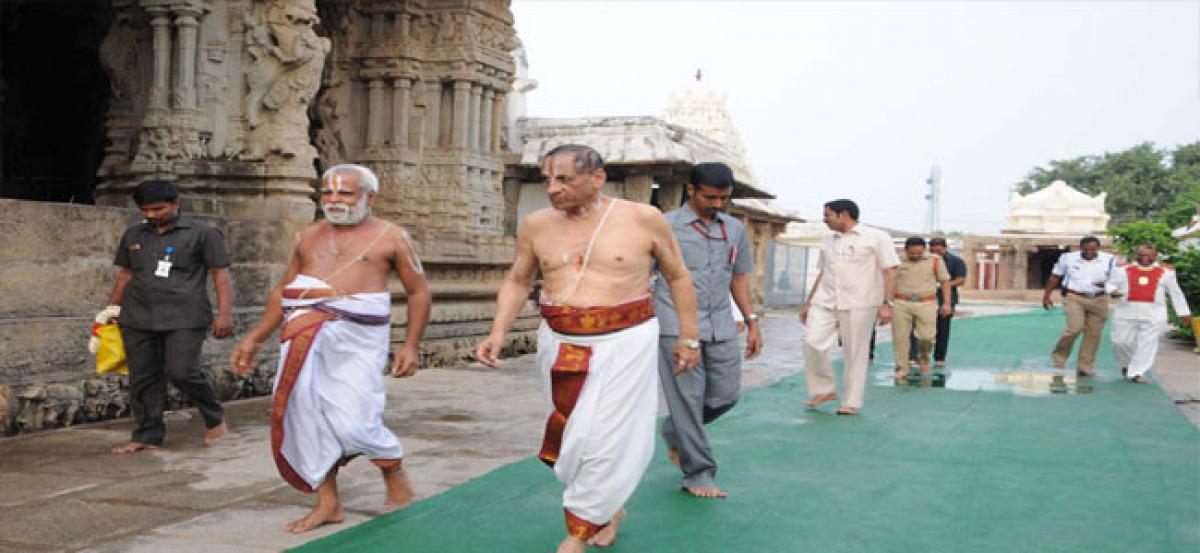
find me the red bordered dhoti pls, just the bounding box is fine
[272,275,400,492]
[536,295,658,540]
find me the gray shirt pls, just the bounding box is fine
[654,205,754,341]
[114,215,231,330]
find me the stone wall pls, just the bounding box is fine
[0,200,282,435]
[0,199,536,436]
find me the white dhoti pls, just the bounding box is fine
[273,275,402,492]
[536,296,659,541]
[1111,318,1163,378]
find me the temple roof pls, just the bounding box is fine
[1005,180,1110,233]
[515,116,773,199]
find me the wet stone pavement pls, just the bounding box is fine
[0,302,1195,552]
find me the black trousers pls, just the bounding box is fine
[122,327,224,445]
[909,311,953,363]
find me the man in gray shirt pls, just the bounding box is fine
[654,162,762,498]
[103,180,233,454]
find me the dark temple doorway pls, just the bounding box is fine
[1027,246,1066,289]
[1,0,111,203]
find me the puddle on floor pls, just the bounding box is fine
[873,368,1096,396]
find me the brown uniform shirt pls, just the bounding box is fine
[896,254,950,299]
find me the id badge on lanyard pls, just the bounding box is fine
[155,246,174,278]
[691,220,735,266]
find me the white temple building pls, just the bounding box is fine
[1005,180,1111,234]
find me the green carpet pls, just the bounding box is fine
[293,310,1199,552]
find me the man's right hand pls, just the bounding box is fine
[230,338,260,375]
[671,343,701,375]
[1042,293,1055,310]
[474,334,505,368]
[799,304,810,325]
[94,305,121,325]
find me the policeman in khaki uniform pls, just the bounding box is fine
[1042,236,1114,376]
[892,237,952,377]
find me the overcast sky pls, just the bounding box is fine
[511,0,1200,233]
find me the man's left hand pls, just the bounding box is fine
[392,346,420,378]
[938,304,953,317]
[211,314,233,339]
[1182,316,1193,328]
[745,326,763,360]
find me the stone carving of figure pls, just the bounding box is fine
[98,13,141,106]
[244,0,331,163]
[314,76,350,165]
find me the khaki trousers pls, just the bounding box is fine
[892,300,937,369]
[1051,293,1110,373]
[804,305,878,409]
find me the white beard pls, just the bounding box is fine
[323,196,370,226]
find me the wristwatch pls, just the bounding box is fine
[745,313,760,322]
[678,338,700,350]
[881,299,894,307]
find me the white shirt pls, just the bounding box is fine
[1051,251,1115,295]
[811,223,901,310]
[1108,263,1191,323]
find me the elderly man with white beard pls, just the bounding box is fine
[231,163,432,533]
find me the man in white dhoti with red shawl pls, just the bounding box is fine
[1108,243,1192,383]
[476,144,700,553]
[231,163,432,533]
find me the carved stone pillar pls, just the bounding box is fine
[424,80,442,148]
[147,7,172,110]
[392,78,412,148]
[172,5,201,110]
[625,174,654,205]
[367,78,386,147]
[490,91,506,154]
[468,84,483,151]
[452,81,471,150]
[480,89,495,153]
[370,12,386,42]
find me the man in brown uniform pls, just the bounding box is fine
[893,237,952,377]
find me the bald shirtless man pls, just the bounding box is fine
[230,163,432,533]
[476,144,701,553]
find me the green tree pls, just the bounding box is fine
[1014,141,1200,227]
[1107,221,1177,258]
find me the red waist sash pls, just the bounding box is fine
[539,295,655,336]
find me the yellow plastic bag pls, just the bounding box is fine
[95,323,128,375]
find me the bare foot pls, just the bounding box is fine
[836,406,858,416]
[284,502,345,534]
[894,367,909,379]
[556,536,587,553]
[587,508,626,547]
[204,422,227,445]
[804,392,838,407]
[1131,375,1148,383]
[111,442,159,455]
[917,359,932,375]
[684,486,728,499]
[381,464,415,512]
[668,448,681,470]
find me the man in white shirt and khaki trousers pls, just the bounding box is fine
[1043,236,1115,377]
[800,199,900,415]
